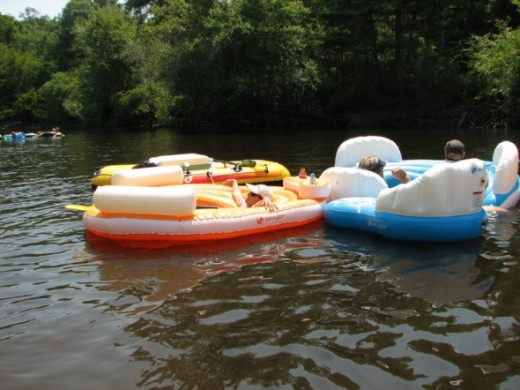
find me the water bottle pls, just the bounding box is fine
[310,173,317,185]
[299,167,307,179]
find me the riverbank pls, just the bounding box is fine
[2,106,514,134]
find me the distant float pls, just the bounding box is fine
[2,128,65,142]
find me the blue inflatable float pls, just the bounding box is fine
[321,136,519,242]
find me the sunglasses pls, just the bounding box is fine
[373,159,386,173]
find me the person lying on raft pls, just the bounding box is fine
[444,139,465,161]
[358,155,410,184]
[224,179,278,212]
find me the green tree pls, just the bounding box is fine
[469,20,520,126]
[150,0,322,128]
[312,0,516,117]
[0,12,59,121]
[71,3,138,124]
[57,0,95,70]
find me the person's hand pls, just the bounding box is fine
[256,197,278,212]
[391,167,410,183]
[223,179,238,188]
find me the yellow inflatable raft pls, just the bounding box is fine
[90,153,290,189]
[79,177,331,247]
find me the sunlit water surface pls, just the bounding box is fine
[1,127,520,389]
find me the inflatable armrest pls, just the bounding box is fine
[320,167,388,201]
[492,141,519,194]
[376,158,488,216]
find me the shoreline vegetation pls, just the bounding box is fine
[1,1,520,132]
[4,107,509,134]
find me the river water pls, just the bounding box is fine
[1,127,520,389]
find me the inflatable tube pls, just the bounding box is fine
[2,133,25,142]
[148,153,213,170]
[325,198,487,242]
[83,200,323,244]
[38,131,57,138]
[93,185,196,216]
[112,165,185,186]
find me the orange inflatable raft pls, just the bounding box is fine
[80,177,330,247]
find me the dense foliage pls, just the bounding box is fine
[1,0,520,130]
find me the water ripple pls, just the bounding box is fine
[2,129,520,389]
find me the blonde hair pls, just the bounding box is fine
[358,155,386,177]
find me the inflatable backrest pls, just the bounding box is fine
[93,185,196,216]
[492,141,519,195]
[272,189,299,204]
[112,165,185,186]
[320,167,388,201]
[376,158,487,216]
[335,136,403,167]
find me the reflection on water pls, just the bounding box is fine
[327,227,494,306]
[86,221,326,313]
[121,218,520,389]
[1,128,520,389]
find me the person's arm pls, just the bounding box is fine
[223,179,246,207]
[391,167,410,184]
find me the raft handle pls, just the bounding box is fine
[183,162,191,175]
[206,171,215,184]
[214,159,242,172]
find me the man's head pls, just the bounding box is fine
[357,155,386,177]
[444,139,465,161]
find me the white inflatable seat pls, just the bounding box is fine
[492,141,519,195]
[148,153,213,168]
[93,185,196,216]
[320,167,388,202]
[335,136,402,167]
[376,158,488,216]
[112,165,185,186]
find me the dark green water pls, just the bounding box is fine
[1,127,519,389]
